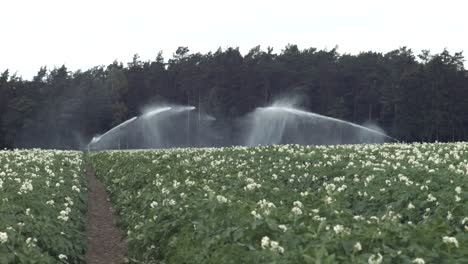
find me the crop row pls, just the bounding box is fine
[90,143,468,263]
[0,150,87,263]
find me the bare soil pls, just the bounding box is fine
[85,166,127,264]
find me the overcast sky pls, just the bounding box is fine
[1,0,467,79]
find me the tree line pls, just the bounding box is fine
[0,45,467,149]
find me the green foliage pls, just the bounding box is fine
[0,150,87,263]
[90,142,468,263]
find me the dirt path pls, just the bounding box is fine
[85,165,127,264]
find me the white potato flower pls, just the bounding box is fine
[353,242,362,251]
[442,236,459,248]
[412,258,425,264]
[216,195,228,204]
[461,217,468,225]
[333,225,344,234]
[293,201,303,208]
[0,232,8,244]
[368,253,383,264]
[278,224,288,232]
[269,240,284,254]
[261,236,270,249]
[427,194,437,202]
[291,206,303,216]
[447,211,453,221]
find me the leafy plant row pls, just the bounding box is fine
[0,150,87,263]
[90,143,468,263]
